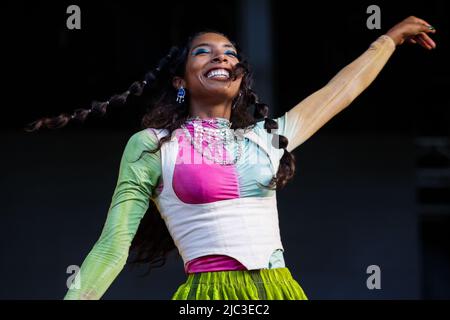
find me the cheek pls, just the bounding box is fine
[185,73,200,88]
[184,63,204,87]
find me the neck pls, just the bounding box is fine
[189,98,233,120]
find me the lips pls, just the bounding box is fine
[204,68,231,80]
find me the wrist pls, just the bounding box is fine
[385,31,402,46]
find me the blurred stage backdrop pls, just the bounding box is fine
[1,0,449,299]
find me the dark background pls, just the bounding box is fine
[1,0,449,299]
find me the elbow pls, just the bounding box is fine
[90,235,132,265]
[336,87,360,110]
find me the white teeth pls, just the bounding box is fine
[206,69,230,79]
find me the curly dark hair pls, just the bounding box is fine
[25,30,296,276]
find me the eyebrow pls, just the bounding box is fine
[191,43,237,52]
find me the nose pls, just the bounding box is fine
[211,53,228,63]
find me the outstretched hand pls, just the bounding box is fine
[386,16,437,50]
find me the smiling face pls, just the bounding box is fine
[174,32,243,105]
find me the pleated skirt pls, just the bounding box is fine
[171,267,308,300]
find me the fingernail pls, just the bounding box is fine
[428,25,435,30]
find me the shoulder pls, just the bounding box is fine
[127,128,160,149]
[123,128,161,163]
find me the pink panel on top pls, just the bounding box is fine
[172,124,240,204]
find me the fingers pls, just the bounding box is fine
[406,16,437,50]
[415,37,430,50]
[415,17,435,29]
[414,17,437,35]
[406,16,437,38]
[414,34,433,50]
[419,23,437,35]
[418,32,436,49]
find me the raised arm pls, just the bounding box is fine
[277,16,436,152]
[64,129,161,300]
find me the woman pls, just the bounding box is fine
[27,16,436,300]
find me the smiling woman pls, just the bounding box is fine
[25,15,437,300]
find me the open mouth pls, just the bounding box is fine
[204,68,231,80]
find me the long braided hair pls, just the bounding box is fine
[25,31,296,275]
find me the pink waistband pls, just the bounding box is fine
[185,255,247,274]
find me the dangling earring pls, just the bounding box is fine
[176,86,186,104]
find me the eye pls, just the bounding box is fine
[225,50,238,58]
[192,48,210,56]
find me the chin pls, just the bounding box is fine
[209,83,240,95]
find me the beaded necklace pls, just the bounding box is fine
[181,116,243,165]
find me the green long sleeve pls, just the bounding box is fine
[64,129,161,300]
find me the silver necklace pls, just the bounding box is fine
[181,117,243,165]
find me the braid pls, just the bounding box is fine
[251,90,296,190]
[24,47,180,132]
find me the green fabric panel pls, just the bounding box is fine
[172,268,307,300]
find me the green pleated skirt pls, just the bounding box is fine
[171,267,308,300]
